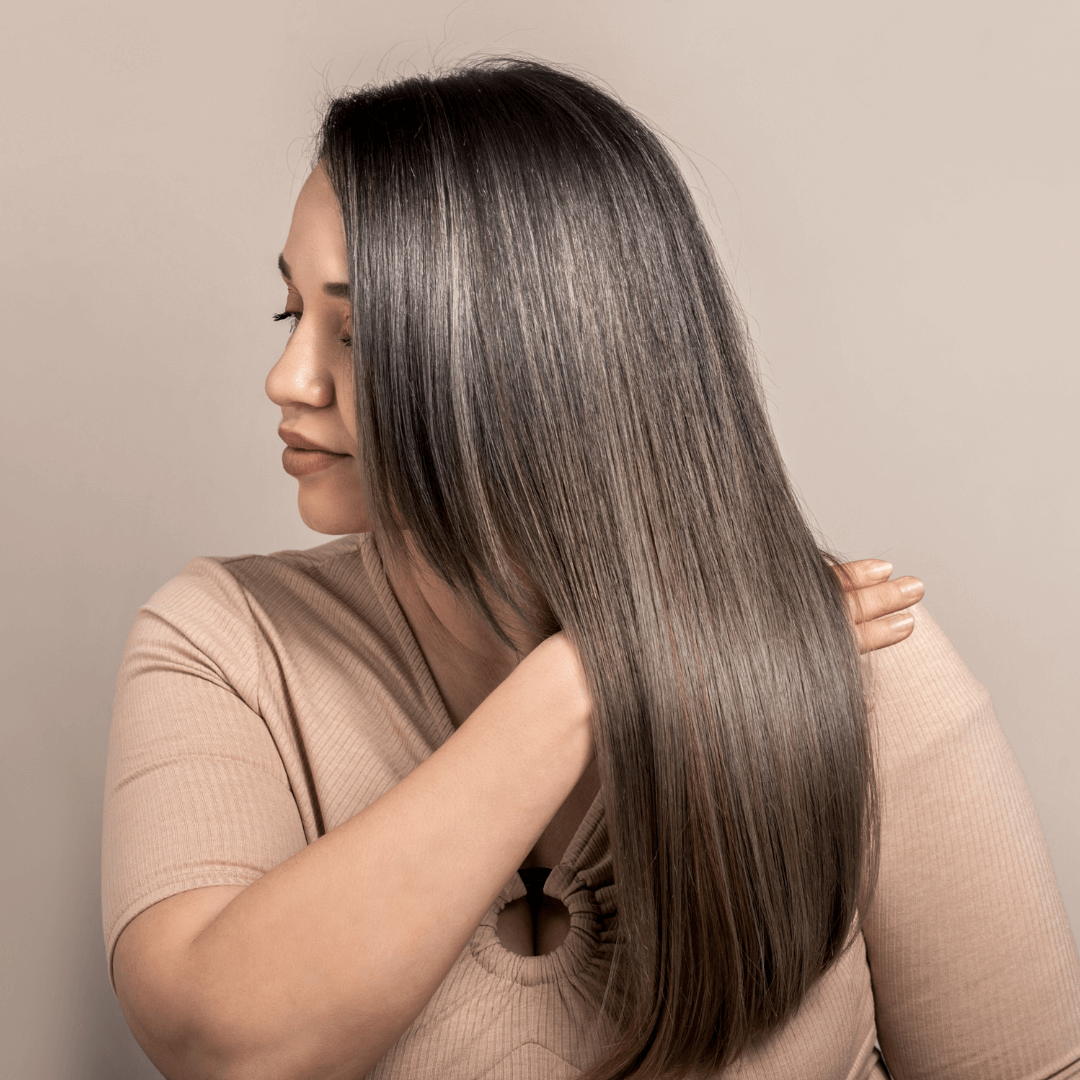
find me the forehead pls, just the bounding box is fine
[282,163,348,275]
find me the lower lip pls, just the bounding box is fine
[282,447,352,476]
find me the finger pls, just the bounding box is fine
[856,611,916,654]
[849,576,925,624]
[832,560,893,592]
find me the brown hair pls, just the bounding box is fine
[319,57,877,1079]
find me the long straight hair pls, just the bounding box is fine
[319,58,877,1079]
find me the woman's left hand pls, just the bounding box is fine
[834,560,925,654]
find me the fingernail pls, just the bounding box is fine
[899,578,924,598]
[888,613,914,631]
[868,561,893,581]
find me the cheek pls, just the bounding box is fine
[336,361,359,444]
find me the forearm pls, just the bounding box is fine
[171,638,592,1080]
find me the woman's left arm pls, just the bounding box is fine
[861,605,1080,1080]
[834,559,925,654]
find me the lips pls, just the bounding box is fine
[278,428,349,454]
[278,428,352,477]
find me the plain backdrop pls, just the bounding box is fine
[2,1,1077,1075]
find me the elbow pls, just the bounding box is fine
[115,975,290,1080]
[118,977,383,1079]
[144,1014,383,1080]
[113,1010,225,1080]
[125,1024,296,1080]
[113,928,382,1079]
[117,1001,251,1080]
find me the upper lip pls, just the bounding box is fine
[278,428,350,455]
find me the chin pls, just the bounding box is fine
[297,484,369,536]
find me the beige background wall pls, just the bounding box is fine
[2,1,1077,1075]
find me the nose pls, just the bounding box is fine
[265,331,335,410]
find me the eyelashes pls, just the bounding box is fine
[272,310,352,348]
[272,309,300,332]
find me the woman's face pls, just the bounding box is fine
[265,163,368,535]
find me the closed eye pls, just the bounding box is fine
[272,310,301,333]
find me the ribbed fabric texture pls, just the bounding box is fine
[101,533,1080,1079]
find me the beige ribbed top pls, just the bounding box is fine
[102,533,1080,1080]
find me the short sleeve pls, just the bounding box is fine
[101,558,307,993]
[862,604,1080,1080]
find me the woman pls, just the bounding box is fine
[102,59,1080,1079]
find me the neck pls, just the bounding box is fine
[379,534,543,728]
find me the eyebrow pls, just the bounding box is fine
[278,253,350,299]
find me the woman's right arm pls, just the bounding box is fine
[113,630,593,1080]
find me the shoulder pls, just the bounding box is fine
[862,602,996,770]
[210,531,371,580]
[120,533,395,698]
[864,602,989,714]
[143,533,372,622]
[135,532,384,639]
